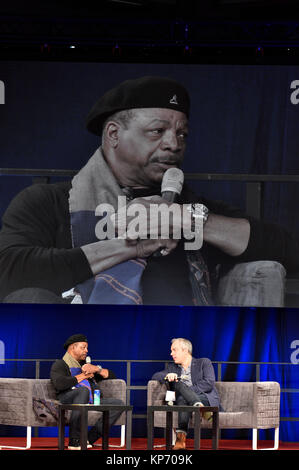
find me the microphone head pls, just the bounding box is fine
[180,374,188,381]
[161,168,184,195]
[86,356,91,364]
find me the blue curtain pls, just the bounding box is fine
[0,303,299,441]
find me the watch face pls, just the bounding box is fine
[193,204,207,216]
[191,204,209,224]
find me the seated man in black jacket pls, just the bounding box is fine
[50,333,124,450]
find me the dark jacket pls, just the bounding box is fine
[152,357,220,407]
[50,358,116,397]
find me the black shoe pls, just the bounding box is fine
[68,438,81,450]
[68,438,92,450]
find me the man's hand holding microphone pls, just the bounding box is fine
[165,373,179,382]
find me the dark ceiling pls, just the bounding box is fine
[1,1,298,21]
[1,1,299,62]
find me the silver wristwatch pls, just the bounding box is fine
[97,365,103,372]
[186,203,209,230]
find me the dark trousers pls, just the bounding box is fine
[170,381,210,433]
[58,387,124,443]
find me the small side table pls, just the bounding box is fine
[147,405,219,450]
[58,403,133,450]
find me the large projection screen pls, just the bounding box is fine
[1,60,299,306]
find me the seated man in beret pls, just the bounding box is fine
[0,76,299,305]
[50,334,124,450]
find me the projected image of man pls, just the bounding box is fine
[1,76,299,306]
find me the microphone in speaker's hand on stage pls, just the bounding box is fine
[84,355,97,382]
[86,355,91,364]
[153,167,184,257]
[164,374,188,382]
[86,355,103,373]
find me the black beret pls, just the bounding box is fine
[63,334,88,350]
[86,75,190,136]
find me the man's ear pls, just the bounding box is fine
[104,121,122,148]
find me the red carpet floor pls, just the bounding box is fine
[0,437,298,450]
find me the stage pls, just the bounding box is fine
[0,437,298,451]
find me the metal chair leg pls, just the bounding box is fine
[252,427,279,450]
[94,424,126,448]
[0,426,32,450]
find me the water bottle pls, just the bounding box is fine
[94,389,101,405]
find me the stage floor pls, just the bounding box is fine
[0,437,298,451]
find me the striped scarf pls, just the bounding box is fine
[63,352,93,403]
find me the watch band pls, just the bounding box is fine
[186,203,209,231]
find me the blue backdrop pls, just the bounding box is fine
[0,303,299,442]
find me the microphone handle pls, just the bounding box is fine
[152,191,178,258]
[161,191,177,203]
[85,357,97,384]
[164,375,185,381]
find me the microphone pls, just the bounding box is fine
[161,167,184,202]
[86,356,91,364]
[153,167,184,258]
[164,375,188,381]
[85,356,97,384]
[164,372,188,405]
[86,355,102,372]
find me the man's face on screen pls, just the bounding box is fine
[106,108,188,187]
